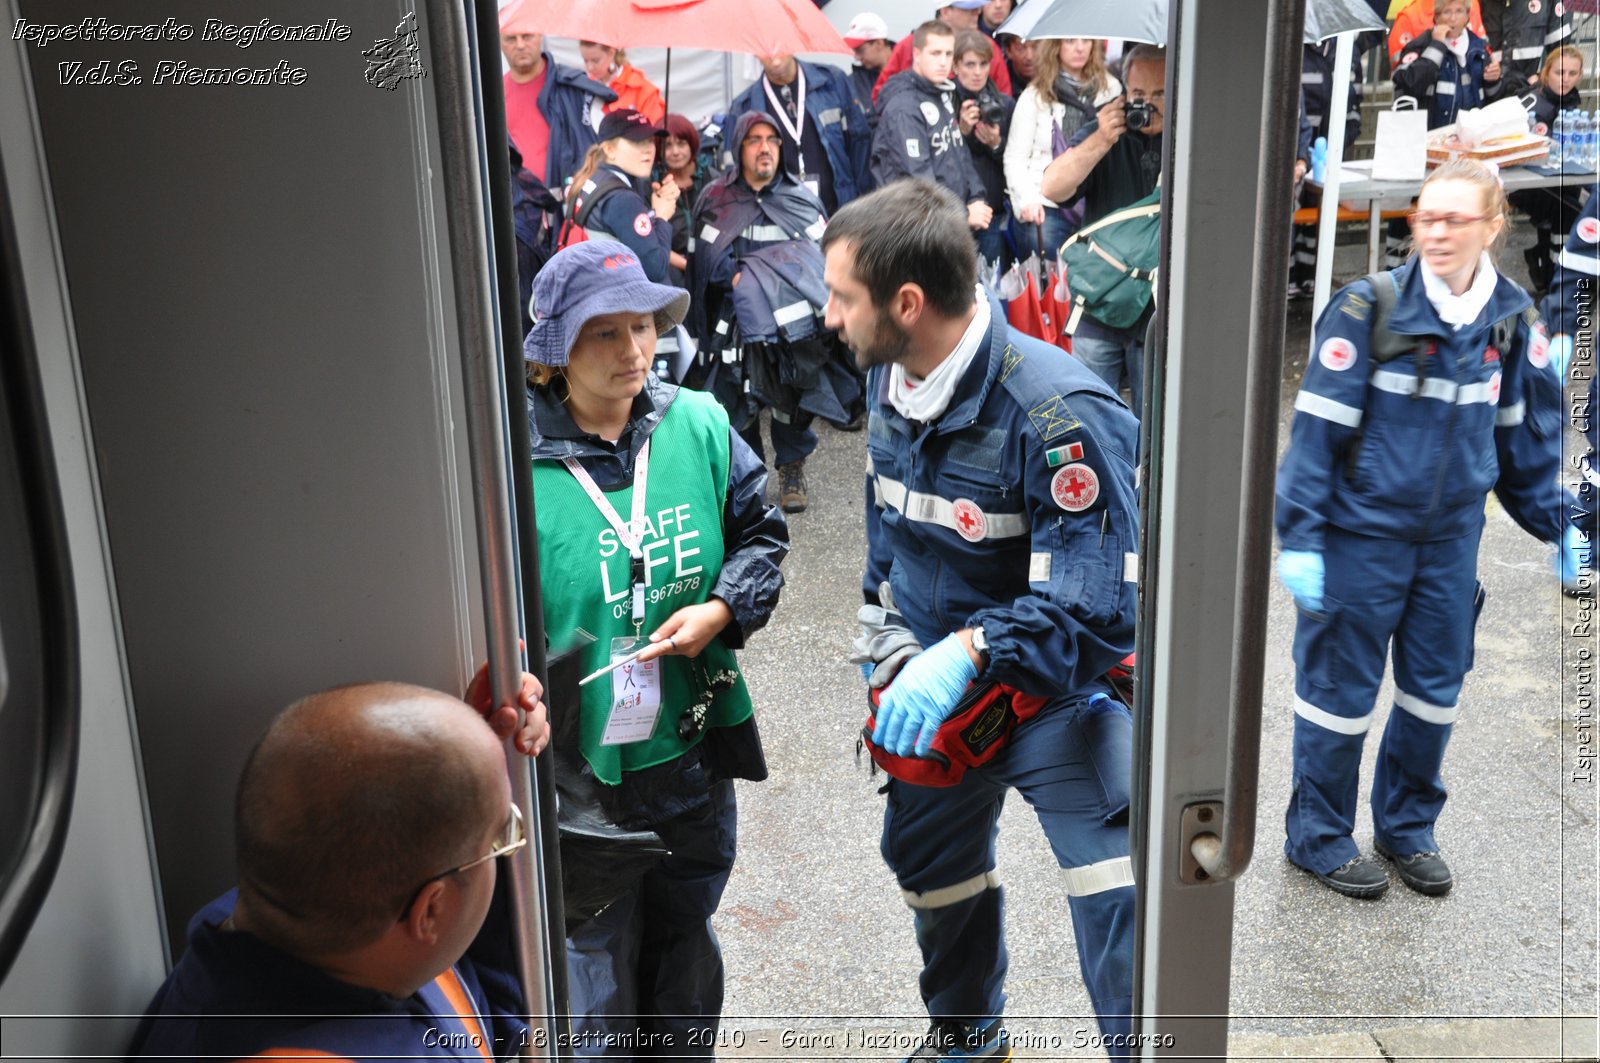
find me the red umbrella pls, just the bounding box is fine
[499,0,851,55]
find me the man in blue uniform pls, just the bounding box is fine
[128,676,550,1059]
[1541,186,1600,578]
[824,179,1138,1062]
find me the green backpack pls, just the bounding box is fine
[1059,186,1162,334]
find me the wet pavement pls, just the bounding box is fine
[708,225,1598,1060]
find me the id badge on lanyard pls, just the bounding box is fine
[563,442,665,745]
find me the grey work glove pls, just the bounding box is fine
[849,582,923,690]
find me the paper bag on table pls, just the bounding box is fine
[1371,104,1429,182]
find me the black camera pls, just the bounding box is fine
[980,98,1007,126]
[1124,98,1156,132]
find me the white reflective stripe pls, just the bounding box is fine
[1293,250,1319,265]
[1495,400,1526,427]
[1394,688,1458,725]
[742,223,791,242]
[1546,24,1571,44]
[875,474,1030,539]
[772,300,814,326]
[1437,79,1457,95]
[903,870,1000,909]
[1294,391,1363,427]
[1371,369,1495,407]
[1124,553,1138,582]
[686,237,697,253]
[699,223,721,243]
[1294,695,1373,735]
[721,347,739,364]
[1302,71,1325,84]
[1062,856,1135,897]
[1558,247,1600,276]
[1421,45,1447,65]
[805,219,826,241]
[715,317,731,335]
[1511,45,1545,60]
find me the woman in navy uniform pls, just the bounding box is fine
[564,108,680,282]
[1276,158,1582,899]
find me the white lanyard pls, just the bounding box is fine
[563,440,651,625]
[762,73,807,172]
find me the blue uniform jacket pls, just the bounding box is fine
[127,888,526,1061]
[538,51,616,191]
[727,61,872,208]
[864,293,1140,698]
[580,164,674,283]
[1540,188,1600,451]
[871,71,987,207]
[1277,257,1566,551]
[1393,29,1498,129]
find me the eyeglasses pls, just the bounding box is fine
[1407,210,1490,231]
[398,803,526,920]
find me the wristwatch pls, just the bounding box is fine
[969,625,991,670]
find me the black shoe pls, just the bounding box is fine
[902,1019,1011,1062]
[777,461,808,513]
[1303,855,1389,899]
[1375,841,1453,895]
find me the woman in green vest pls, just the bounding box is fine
[522,240,789,1059]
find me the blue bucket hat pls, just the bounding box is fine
[523,241,690,366]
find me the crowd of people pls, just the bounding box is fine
[124,0,1595,1060]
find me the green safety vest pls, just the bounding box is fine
[533,390,753,784]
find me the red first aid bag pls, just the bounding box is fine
[860,681,1047,787]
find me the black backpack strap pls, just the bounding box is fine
[1364,270,1413,363]
[570,169,633,230]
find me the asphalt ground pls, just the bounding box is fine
[704,223,1598,1061]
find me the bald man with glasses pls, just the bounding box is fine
[128,673,549,1061]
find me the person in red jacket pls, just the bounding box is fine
[578,41,666,124]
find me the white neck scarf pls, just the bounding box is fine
[889,292,990,423]
[1420,251,1498,331]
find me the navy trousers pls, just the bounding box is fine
[1285,525,1485,874]
[879,694,1136,1053]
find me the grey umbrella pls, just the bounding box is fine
[999,0,1384,45]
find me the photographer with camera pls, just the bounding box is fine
[1040,44,1166,409]
[953,29,1014,271]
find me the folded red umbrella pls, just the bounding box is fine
[500,0,851,55]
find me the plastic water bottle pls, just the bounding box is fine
[1553,110,1571,169]
[1311,136,1328,184]
[1591,110,1600,170]
[1574,111,1591,171]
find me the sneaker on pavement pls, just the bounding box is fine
[1375,841,1453,896]
[902,1019,1011,1063]
[778,461,808,513]
[1300,854,1389,899]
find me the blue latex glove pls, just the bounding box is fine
[1558,524,1591,594]
[1277,549,1326,613]
[1550,334,1573,380]
[871,632,978,757]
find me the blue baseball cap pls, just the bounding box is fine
[523,241,690,366]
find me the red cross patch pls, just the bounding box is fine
[1319,337,1357,372]
[1579,217,1600,244]
[951,498,987,542]
[1051,463,1100,512]
[1529,330,1551,368]
[1488,370,1502,403]
[633,212,653,237]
